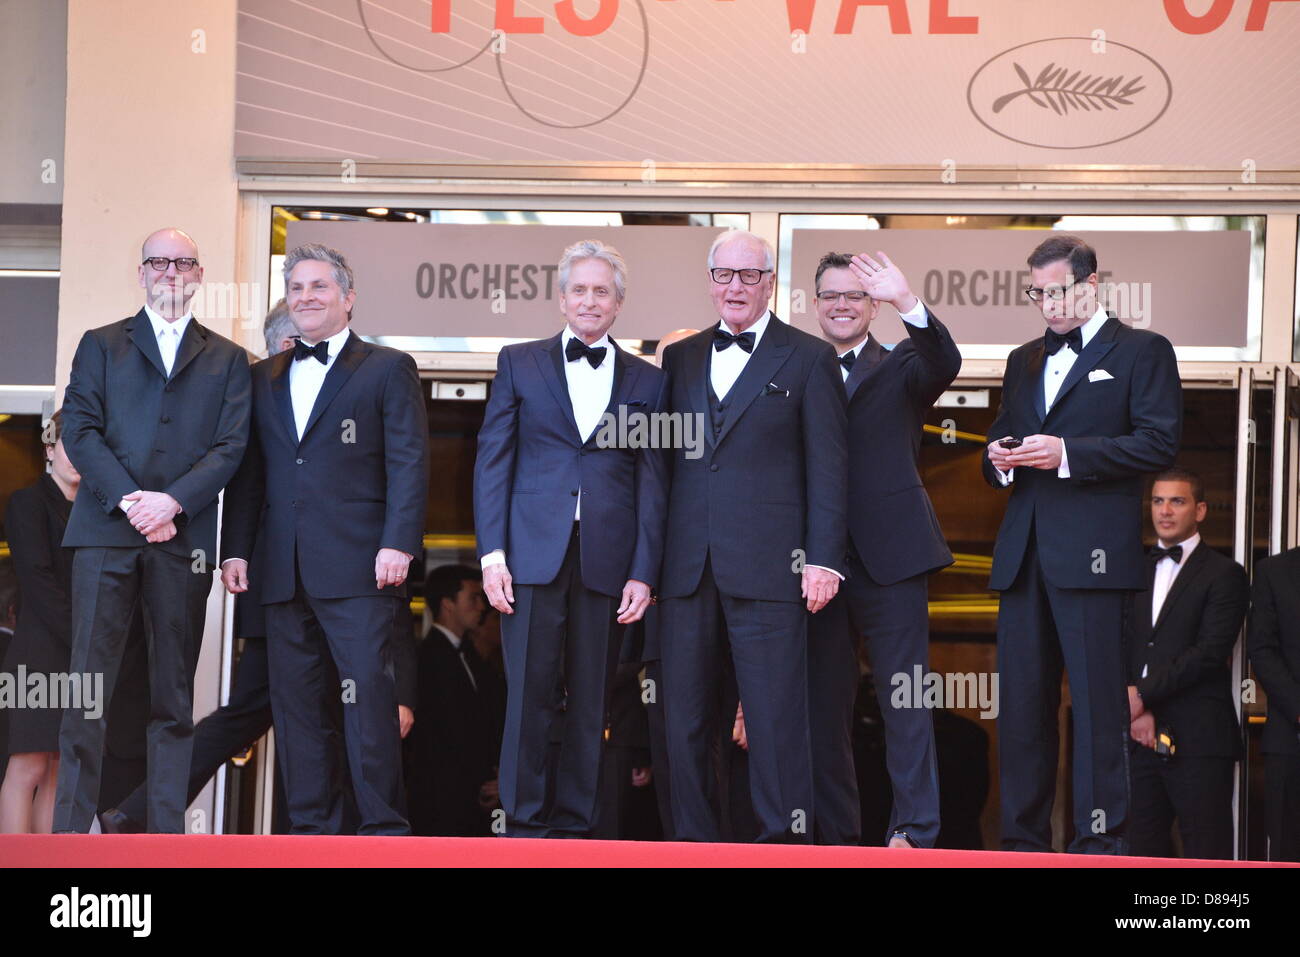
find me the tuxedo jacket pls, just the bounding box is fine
[1248,548,1300,756]
[61,309,251,559]
[473,332,668,597]
[659,314,847,602]
[222,330,429,603]
[981,317,1182,591]
[845,309,961,585]
[1126,544,1248,758]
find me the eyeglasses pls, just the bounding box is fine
[816,290,870,304]
[710,267,771,285]
[1024,280,1077,302]
[142,257,200,272]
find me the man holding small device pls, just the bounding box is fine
[982,235,1182,854]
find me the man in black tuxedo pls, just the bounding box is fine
[1248,546,1300,861]
[54,228,251,833]
[1127,469,1247,859]
[474,240,666,838]
[405,564,503,836]
[222,243,429,835]
[806,250,961,847]
[983,235,1182,854]
[658,229,847,843]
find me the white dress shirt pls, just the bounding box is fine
[481,327,614,570]
[836,299,930,381]
[121,306,194,516]
[1142,532,1200,678]
[996,306,1109,485]
[289,325,353,441]
[711,309,771,400]
[432,622,478,691]
[142,303,192,378]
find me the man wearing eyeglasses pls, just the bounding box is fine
[54,228,251,833]
[802,250,961,847]
[657,229,847,843]
[981,234,1182,854]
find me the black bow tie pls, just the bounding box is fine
[1044,327,1083,356]
[565,337,607,368]
[293,338,329,364]
[1149,544,1183,565]
[713,328,755,353]
[838,350,857,373]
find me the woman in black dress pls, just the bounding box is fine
[0,411,79,833]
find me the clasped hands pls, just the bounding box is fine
[986,435,1064,473]
[122,490,181,543]
[1129,685,1157,749]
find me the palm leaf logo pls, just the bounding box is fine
[992,62,1146,115]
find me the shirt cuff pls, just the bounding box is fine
[119,497,137,515]
[481,550,506,570]
[898,299,929,328]
[807,563,845,581]
[220,558,245,567]
[1056,440,1070,479]
[996,466,1014,486]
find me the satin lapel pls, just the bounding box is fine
[127,309,168,380]
[690,330,714,449]
[168,320,207,381]
[1153,546,1208,637]
[584,342,635,449]
[1025,341,1047,429]
[536,333,581,441]
[1044,317,1120,423]
[301,331,367,441]
[845,334,885,403]
[715,314,795,449]
[269,350,298,445]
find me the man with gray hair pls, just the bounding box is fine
[475,239,667,837]
[658,228,848,843]
[262,298,297,357]
[222,243,429,834]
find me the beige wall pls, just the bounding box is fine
[59,0,241,831]
[58,0,239,391]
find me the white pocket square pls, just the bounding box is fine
[1088,369,1114,382]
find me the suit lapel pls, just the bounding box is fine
[1044,317,1120,422]
[168,319,207,382]
[1025,341,1048,428]
[127,308,168,380]
[583,342,635,449]
[536,333,582,442]
[1153,545,1208,636]
[715,313,795,449]
[845,334,886,403]
[301,330,368,442]
[269,350,298,445]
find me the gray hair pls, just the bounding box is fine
[558,240,627,301]
[283,243,355,297]
[707,229,775,271]
[263,298,295,356]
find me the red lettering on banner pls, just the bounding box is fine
[786,0,817,34]
[496,0,545,33]
[835,0,911,34]
[929,0,977,33]
[555,0,619,37]
[1246,0,1300,29]
[1163,0,1235,33]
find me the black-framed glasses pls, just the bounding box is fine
[816,290,870,304]
[1024,279,1077,302]
[710,267,771,285]
[142,257,200,272]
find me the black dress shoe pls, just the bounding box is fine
[98,808,144,834]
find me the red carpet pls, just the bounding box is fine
[1,835,1291,867]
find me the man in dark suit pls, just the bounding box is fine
[1127,468,1247,859]
[658,229,847,843]
[1248,546,1300,861]
[474,240,667,837]
[982,234,1182,854]
[806,250,961,847]
[221,243,429,835]
[405,564,502,836]
[54,227,251,834]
